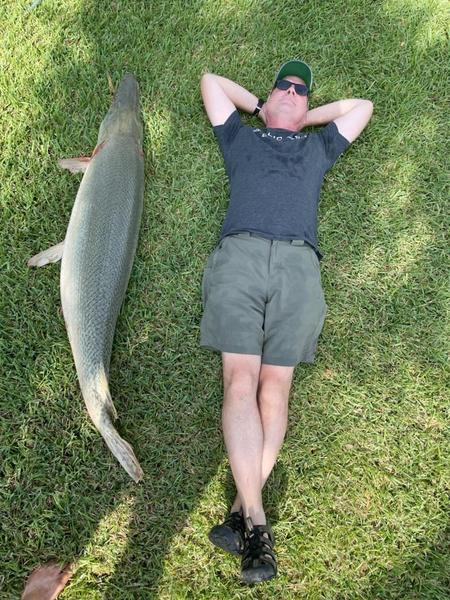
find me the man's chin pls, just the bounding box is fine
[277,103,300,117]
[274,106,302,120]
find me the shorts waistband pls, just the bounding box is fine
[231,232,308,247]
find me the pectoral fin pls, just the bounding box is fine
[58,157,90,173]
[107,72,116,95]
[28,241,64,267]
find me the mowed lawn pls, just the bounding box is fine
[1,0,448,598]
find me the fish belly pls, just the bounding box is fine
[60,134,144,386]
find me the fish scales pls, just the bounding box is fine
[29,74,145,482]
[62,136,144,378]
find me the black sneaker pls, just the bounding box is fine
[241,517,277,585]
[208,511,245,555]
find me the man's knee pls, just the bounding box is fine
[257,365,294,407]
[259,364,294,388]
[222,352,261,398]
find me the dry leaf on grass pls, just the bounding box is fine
[22,562,73,600]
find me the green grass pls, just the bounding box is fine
[1,0,449,598]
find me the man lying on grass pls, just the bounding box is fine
[200,60,373,585]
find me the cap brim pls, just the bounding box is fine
[275,60,313,90]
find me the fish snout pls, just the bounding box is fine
[98,73,142,143]
[114,73,139,112]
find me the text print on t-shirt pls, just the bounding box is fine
[252,128,308,142]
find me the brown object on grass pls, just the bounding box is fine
[21,562,73,600]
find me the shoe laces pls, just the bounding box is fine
[244,517,273,551]
[224,511,244,529]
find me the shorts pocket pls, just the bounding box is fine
[307,247,321,274]
[202,244,222,303]
[201,267,211,305]
[204,250,216,272]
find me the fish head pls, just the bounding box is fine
[98,74,143,144]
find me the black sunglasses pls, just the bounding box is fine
[273,79,309,96]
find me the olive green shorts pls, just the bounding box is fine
[200,233,327,366]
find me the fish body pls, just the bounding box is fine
[30,74,144,481]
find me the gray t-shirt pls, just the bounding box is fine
[213,110,350,256]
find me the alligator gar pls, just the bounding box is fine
[28,74,145,482]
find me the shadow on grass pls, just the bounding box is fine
[4,0,447,597]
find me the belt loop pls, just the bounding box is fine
[290,240,305,246]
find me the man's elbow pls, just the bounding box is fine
[357,99,374,125]
[201,73,218,95]
[201,72,217,85]
[362,99,374,115]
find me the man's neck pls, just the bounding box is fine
[265,115,306,131]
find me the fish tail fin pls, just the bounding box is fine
[83,371,143,483]
[101,418,144,483]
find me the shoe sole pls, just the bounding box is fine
[208,528,243,555]
[241,568,277,585]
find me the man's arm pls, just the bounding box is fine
[305,99,373,143]
[201,73,260,126]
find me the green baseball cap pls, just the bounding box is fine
[275,60,313,91]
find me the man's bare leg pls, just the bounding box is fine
[221,352,266,524]
[229,364,295,514]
